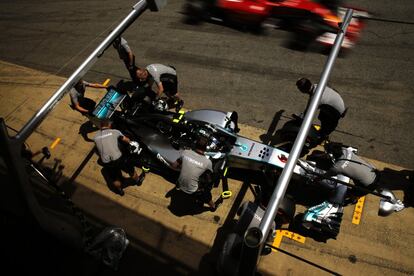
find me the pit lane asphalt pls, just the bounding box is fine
[1,60,413,275]
[0,0,413,168]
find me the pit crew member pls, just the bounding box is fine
[69,79,107,115]
[135,64,183,110]
[113,36,136,80]
[170,136,216,210]
[296,77,346,139]
[94,119,145,195]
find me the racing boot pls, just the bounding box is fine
[302,201,343,238]
[135,167,149,186]
[135,172,146,186]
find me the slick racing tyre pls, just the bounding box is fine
[291,19,325,51]
[216,233,242,276]
[184,0,207,25]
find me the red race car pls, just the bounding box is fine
[184,0,370,50]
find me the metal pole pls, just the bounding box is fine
[0,0,165,250]
[15,0,152,142]
[242,7,354,270]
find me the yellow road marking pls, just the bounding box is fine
[352,196,366,225]
[281,230,306,244]
[282,230,305,243]
[272,230,306,251]
[102,78,110,86]
[50,137,61,149]
[272,230,284,251]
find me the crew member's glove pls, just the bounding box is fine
[129,141,142,155]
[175,99,184,112]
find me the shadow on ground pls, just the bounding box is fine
[1,146,286,275]
[0,156,199,275]
[4,121,412,275]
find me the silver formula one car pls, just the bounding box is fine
[92,87,404,239]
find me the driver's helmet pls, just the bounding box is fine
[197,128,210,138]
[153,99,168,111]
[206,137,219,151]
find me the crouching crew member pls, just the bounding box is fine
[94,119,145,195]
[303,142,379,234]
[135,64,183,110]
[69,79,107,115]
[171,136,216,210]
[323,142,380,200]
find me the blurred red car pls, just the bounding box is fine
[184,0,369,49]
